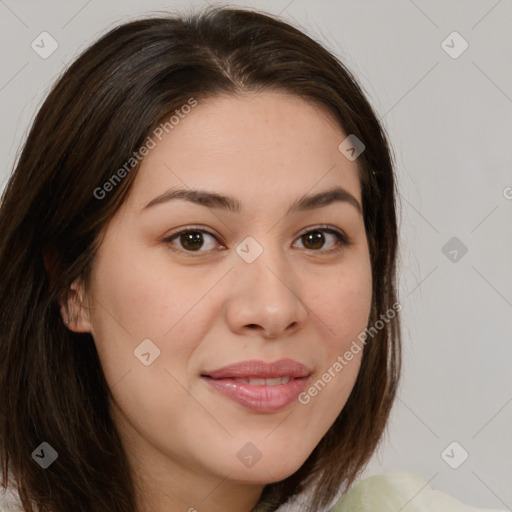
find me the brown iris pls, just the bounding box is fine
[301,230,325,250]
[179,231,204,251]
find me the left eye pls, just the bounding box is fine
[294,228,349,252]
[164,227,349,254]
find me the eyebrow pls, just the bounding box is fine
[142,185,362,216]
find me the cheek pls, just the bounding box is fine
[90,236,202,336]
[311,261,373,351]
[87,241,211,386]
[297,272,370,433]
[300,256,372,414]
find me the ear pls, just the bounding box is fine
[59,276,94,333]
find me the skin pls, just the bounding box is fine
[63,91,373,512]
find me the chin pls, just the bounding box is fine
[229,466,302,486]
[221,450,310,485]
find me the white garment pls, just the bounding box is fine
[329,472,507,512]
[0,467,24,512]
[0,469,507,511]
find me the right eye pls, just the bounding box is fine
[163,228,224,254]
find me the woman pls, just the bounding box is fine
[0,6,504,512]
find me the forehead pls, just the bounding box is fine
[128,91,362,210]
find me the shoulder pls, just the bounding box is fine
[0,467,24,512]
[0,486,24,512]
[328,472,507,512]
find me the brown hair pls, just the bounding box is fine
[0,5,401,512]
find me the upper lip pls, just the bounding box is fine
[202,358,312,379]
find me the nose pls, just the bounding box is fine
[225,245,308,339]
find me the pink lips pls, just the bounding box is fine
[201,359,311,413]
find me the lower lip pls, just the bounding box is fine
[202,376,309,413]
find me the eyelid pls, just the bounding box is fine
[293,225,352,254]
[163,225,224,254]
[295,224,351,245]
[163,224,352,254]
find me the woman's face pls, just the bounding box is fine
[69,91,372,503]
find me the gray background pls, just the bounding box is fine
[1,0,511,509]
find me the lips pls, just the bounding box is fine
[230,376,292,386]
[202,358,311,380]
[201,359,312,413]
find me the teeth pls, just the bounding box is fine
[233,377,292,386]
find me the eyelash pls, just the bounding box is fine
[163,225,352,256]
